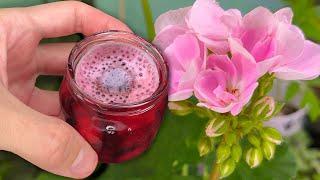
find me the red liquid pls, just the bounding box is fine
[59,32,168,163]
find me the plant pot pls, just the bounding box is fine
[265,80,307,137]
[264,105,307,137]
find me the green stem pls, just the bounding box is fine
[140,0,155,40]
[209,162,220,180]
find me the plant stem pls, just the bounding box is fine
[140,0,155,40]
[118,0,126,22]
[209,162,220,180]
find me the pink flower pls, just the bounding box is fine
[186,0,242,54]
[154,0,242,54]
[154,30,206,101]
[194,39,259,116]
[239,7,320,80]
[153,5,206,101]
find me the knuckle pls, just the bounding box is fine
[44,122,74,168]
[70,1,90,33]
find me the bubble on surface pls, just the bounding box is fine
[75,42,159,104]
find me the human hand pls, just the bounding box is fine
[0,1,130,179]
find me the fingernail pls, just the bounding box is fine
[70,148,97,177]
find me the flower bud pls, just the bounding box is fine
[248,134,261,148]
[261,127,283,145]
[226,133,237,146]
[245,148,263,168]
[231,144,242,163]
[219,158,236,178]
[193,106,208,118]
[217,143,231,163]
[253,96,275,119]
[262,141,276,160]
[198,136,212,157]
[168,101,193,116]
[205,118,227,137]
[256,74,275,96]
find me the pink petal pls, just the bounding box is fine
[229,82,258,116]
[213,85,237,102]
[257,56,281,76]
[273,41,320,80]
[207,54,231,69]
[164,42,185,72]
[194,69,226,104]
[241,7,275,51]
[169,69,184,89]
[222,9,242,36]
[243,7,274,30]
[229,38,258,89]
[153,25,188,51]
[230,103,243,116]
[229,38,255,63]
[164,33,201,71]
[169,89,194,101]
[186,0,228,39]
[207,54,238,85]
[179,61,201,89]
[198,36,230,54]
[250,36,276,62]
[170,33,201,70]
[197,102,234,114]
[275,23,305,60]
[274,7,293,24]
[240,82,259,106]
[154,7,190,34]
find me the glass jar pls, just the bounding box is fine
[59,31,168,163]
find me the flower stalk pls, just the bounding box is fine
[140,0,155,40]
[209,162,220,180]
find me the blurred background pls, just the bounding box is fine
[1,0,320,179]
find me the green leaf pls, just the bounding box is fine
[300,89,320,121]
[36,173,69,180]
[226,144,297,180]
[284,0,320,42]
[0,152,39,180]
[285,82,300,101]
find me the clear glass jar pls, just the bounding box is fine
[59,31,168,163]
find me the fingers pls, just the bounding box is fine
[0,91,98,178]
[35,43,74,75]
[23,1,131,38]
[28,88,61,117]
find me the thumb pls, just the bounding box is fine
[0,97,98,179]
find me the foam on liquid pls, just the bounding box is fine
[75,42,160,105]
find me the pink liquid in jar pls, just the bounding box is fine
[59,31,168,163]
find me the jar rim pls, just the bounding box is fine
[66,30,168,111]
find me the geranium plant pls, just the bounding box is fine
[153,0,320,179]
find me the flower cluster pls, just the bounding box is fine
[154,0,320,116]
[154,0,320,178]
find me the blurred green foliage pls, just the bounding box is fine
[287,131,320,180]
[285,0,320,42]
